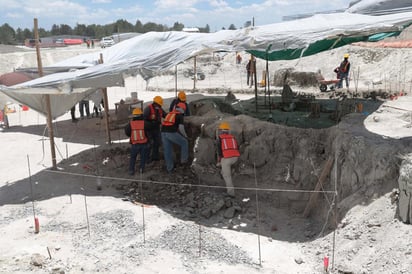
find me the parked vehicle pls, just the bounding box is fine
[100,37,115,48]
[183,69,206,80]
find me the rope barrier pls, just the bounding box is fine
[44,169,336,194]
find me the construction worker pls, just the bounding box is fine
[169,91,190,116]
[161,107,189,173]
[143,96,166,164]
[246,56,256,87]
[337,53,351,89]
[216,122,240,197]
[125,108,149,175]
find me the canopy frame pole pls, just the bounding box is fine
[34,18,57,170]
[266,44,272,114]
[175,65,178,98]
[193,56,197,91]
[253,55,258,113]
[99,53,112,145]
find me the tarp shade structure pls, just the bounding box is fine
[1,10,412,118]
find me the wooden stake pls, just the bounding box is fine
[99,53,112,145]
[34,18,57,169]
[303,157,334,218]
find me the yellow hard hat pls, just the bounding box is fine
[132,108,142,115]
[344,53,349,58]
[153,96,163,106]
[178,91,186,101]
[219,122,230,130]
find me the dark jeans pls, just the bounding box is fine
[129,143,148,174]
[161,132,188,172]
[247,72,254,86]
[79,100,90,117]
[146,128,161,162]
[337,72,349,88]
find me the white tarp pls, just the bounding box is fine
[1,10,412,118]
[347,0,412,15]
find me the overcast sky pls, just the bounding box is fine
[1,0,354,32]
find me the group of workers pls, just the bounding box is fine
[124,90,240,196]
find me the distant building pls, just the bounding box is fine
[182,27,200,33]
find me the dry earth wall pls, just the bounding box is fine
[187,106,412,226]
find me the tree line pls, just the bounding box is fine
[0,19,217,45]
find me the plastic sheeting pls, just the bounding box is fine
[1,10,412,118]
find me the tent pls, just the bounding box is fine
[1,10,412,118]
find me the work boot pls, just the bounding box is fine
[227,188,235,197]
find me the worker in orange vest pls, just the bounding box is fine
[337,53,351,89]
[143,96,166,164]
[216,121,240,196]
[169,91,190,116]
[125,108,150,175]
[161,107,189,173]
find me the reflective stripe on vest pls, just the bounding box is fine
[220,133,240,158]
[130,120,147,144]
[162,110,178,126]
[340,61,349,73]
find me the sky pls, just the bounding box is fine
[1,0,354,32]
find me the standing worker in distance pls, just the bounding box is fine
[143,96,166,164]
[246,56,256,87]
[216,121,240,197]
[337,53,351,89]
[161,107,189,173]
[169,91,190,116]
[125,108,149,175]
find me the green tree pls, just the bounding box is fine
[143,22,161,32]
[85,25,96,38]
[51,24,60,35]
[38,28,48,37]
[0,23,16,44]
[171,22,184,31]
[228,24,236,30]
[15,28,24,43]
[60,24,72,35]
[198,24,210,33]
[115,19,134,33]
[135,20,144,33]
[244,21,252,28]
[74,23,87,36]
[23,28,32,39]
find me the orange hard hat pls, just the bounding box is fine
[218,122,230,130]
[153,96,163,106]
[178,91,186,101]
[132,108,142,115]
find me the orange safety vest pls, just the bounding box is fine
[176,102,187,112]
[148,104,163,121]
[220,133,240,158]
[162,110,179,127]
[339,60,350,73]
[130,120,147,144]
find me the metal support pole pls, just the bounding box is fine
[254,162,262,266]
[99,53,112,145]
[193,56,197,91]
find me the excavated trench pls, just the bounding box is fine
[183,95,412,238]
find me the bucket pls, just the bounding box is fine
[356,103,363,113]
[34,217,40,233]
